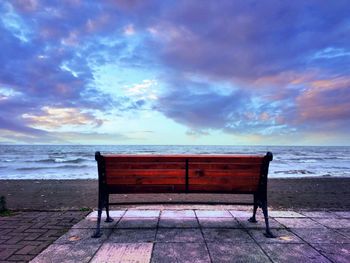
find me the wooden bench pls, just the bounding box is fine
[92,151,275,238]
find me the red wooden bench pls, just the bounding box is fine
[92,151,275,238]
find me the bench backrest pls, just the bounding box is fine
[96,153,273,194]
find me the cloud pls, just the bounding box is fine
[155,77,291,137]
[22,106,103,130]
[1,0,350,144]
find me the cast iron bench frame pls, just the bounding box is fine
[92,151,275,238]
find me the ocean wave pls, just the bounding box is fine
[16,164,90,171]
[31,158,88,164]
[54,164,90,169]
[274,170,314,174]
[16,167,49,171]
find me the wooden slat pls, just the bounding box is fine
[107,184,186,193]
[107,176,185,185]
[105,162,186,169]
[189,184,258,193]
[188,157,263,164]
[189,163,262,170]
[106,169,185,177]
[188,169,261,178]
[104,156,187,162]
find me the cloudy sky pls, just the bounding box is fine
[0,0,349,145]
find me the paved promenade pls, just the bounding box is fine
[0,211,89,262]
[25,208,350,263]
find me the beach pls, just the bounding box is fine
[1,178,349,211]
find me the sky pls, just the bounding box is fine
[0,0,349,145]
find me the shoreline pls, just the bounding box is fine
[1,178,350,211]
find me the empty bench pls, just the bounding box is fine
[92,151,275,238]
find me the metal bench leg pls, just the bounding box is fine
[92,193,103,238]
[105,193,114,223]
[261,201,275,238]
[248,194,258,223]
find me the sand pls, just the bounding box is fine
[1,178,349,211]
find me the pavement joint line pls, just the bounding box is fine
[288,227,336,263]
[195,210,214,263]
[244,223,274,263]
[150,212,161,261]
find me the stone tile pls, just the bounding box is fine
[195,210,232,218]
[0,248,18,261]
[229,210,254,218]
[334,211,350,218]
[109,229,156,243]
[300,211,338,218]
[116,217,158,228]
[207,242,271,263]
[87,210,126,218]
[156,229,204,243]
[275,218,325,228]
[72,217,119,229]
[250,229,303,243]
[54,228,111,245]
[160,210,196,218]
[261,243,331,263]
[238,217,284,229]
[198,217,241,228]
[158,218,199,228]
[202,229,254,243]
[30,243,99,263]
[152,243,210,263]
[336,228,350,238]
[314,218,350,228]
[269,211,305,218]
[90,243,153,263]
[313,243,350,263]
[123,210,160,218]
[291,228,350,244]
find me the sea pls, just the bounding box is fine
[0,145,350,180]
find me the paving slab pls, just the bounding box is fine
[160,210,196,218]
[229,210,253,218]
[335,228,350,238]
[195,210,232,218]
[249,229,303,243]
[313,243,350,263]
[109,229,156,243]
[202,228,254,243]
[72,217,119,229]
[116,217,158,229]
[291,228,350,244]
[87,210,126,218]
[156,228,204,243]
[54,228,111,245]
[152,242,210,263]
[275,218,326,228]
[30,243,99,263]
[124,210,160,218]
[90,243,153,263]
[260,243,331,263]
[158,218,199,228]
[207,242,271,263]
[314,218,350,228]
[269,210,305,218]
[237,217,284,229]
[198,217,241,228]
[334,211,350,218]
[300,211,338,218]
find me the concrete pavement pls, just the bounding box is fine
[30,207,350,263]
